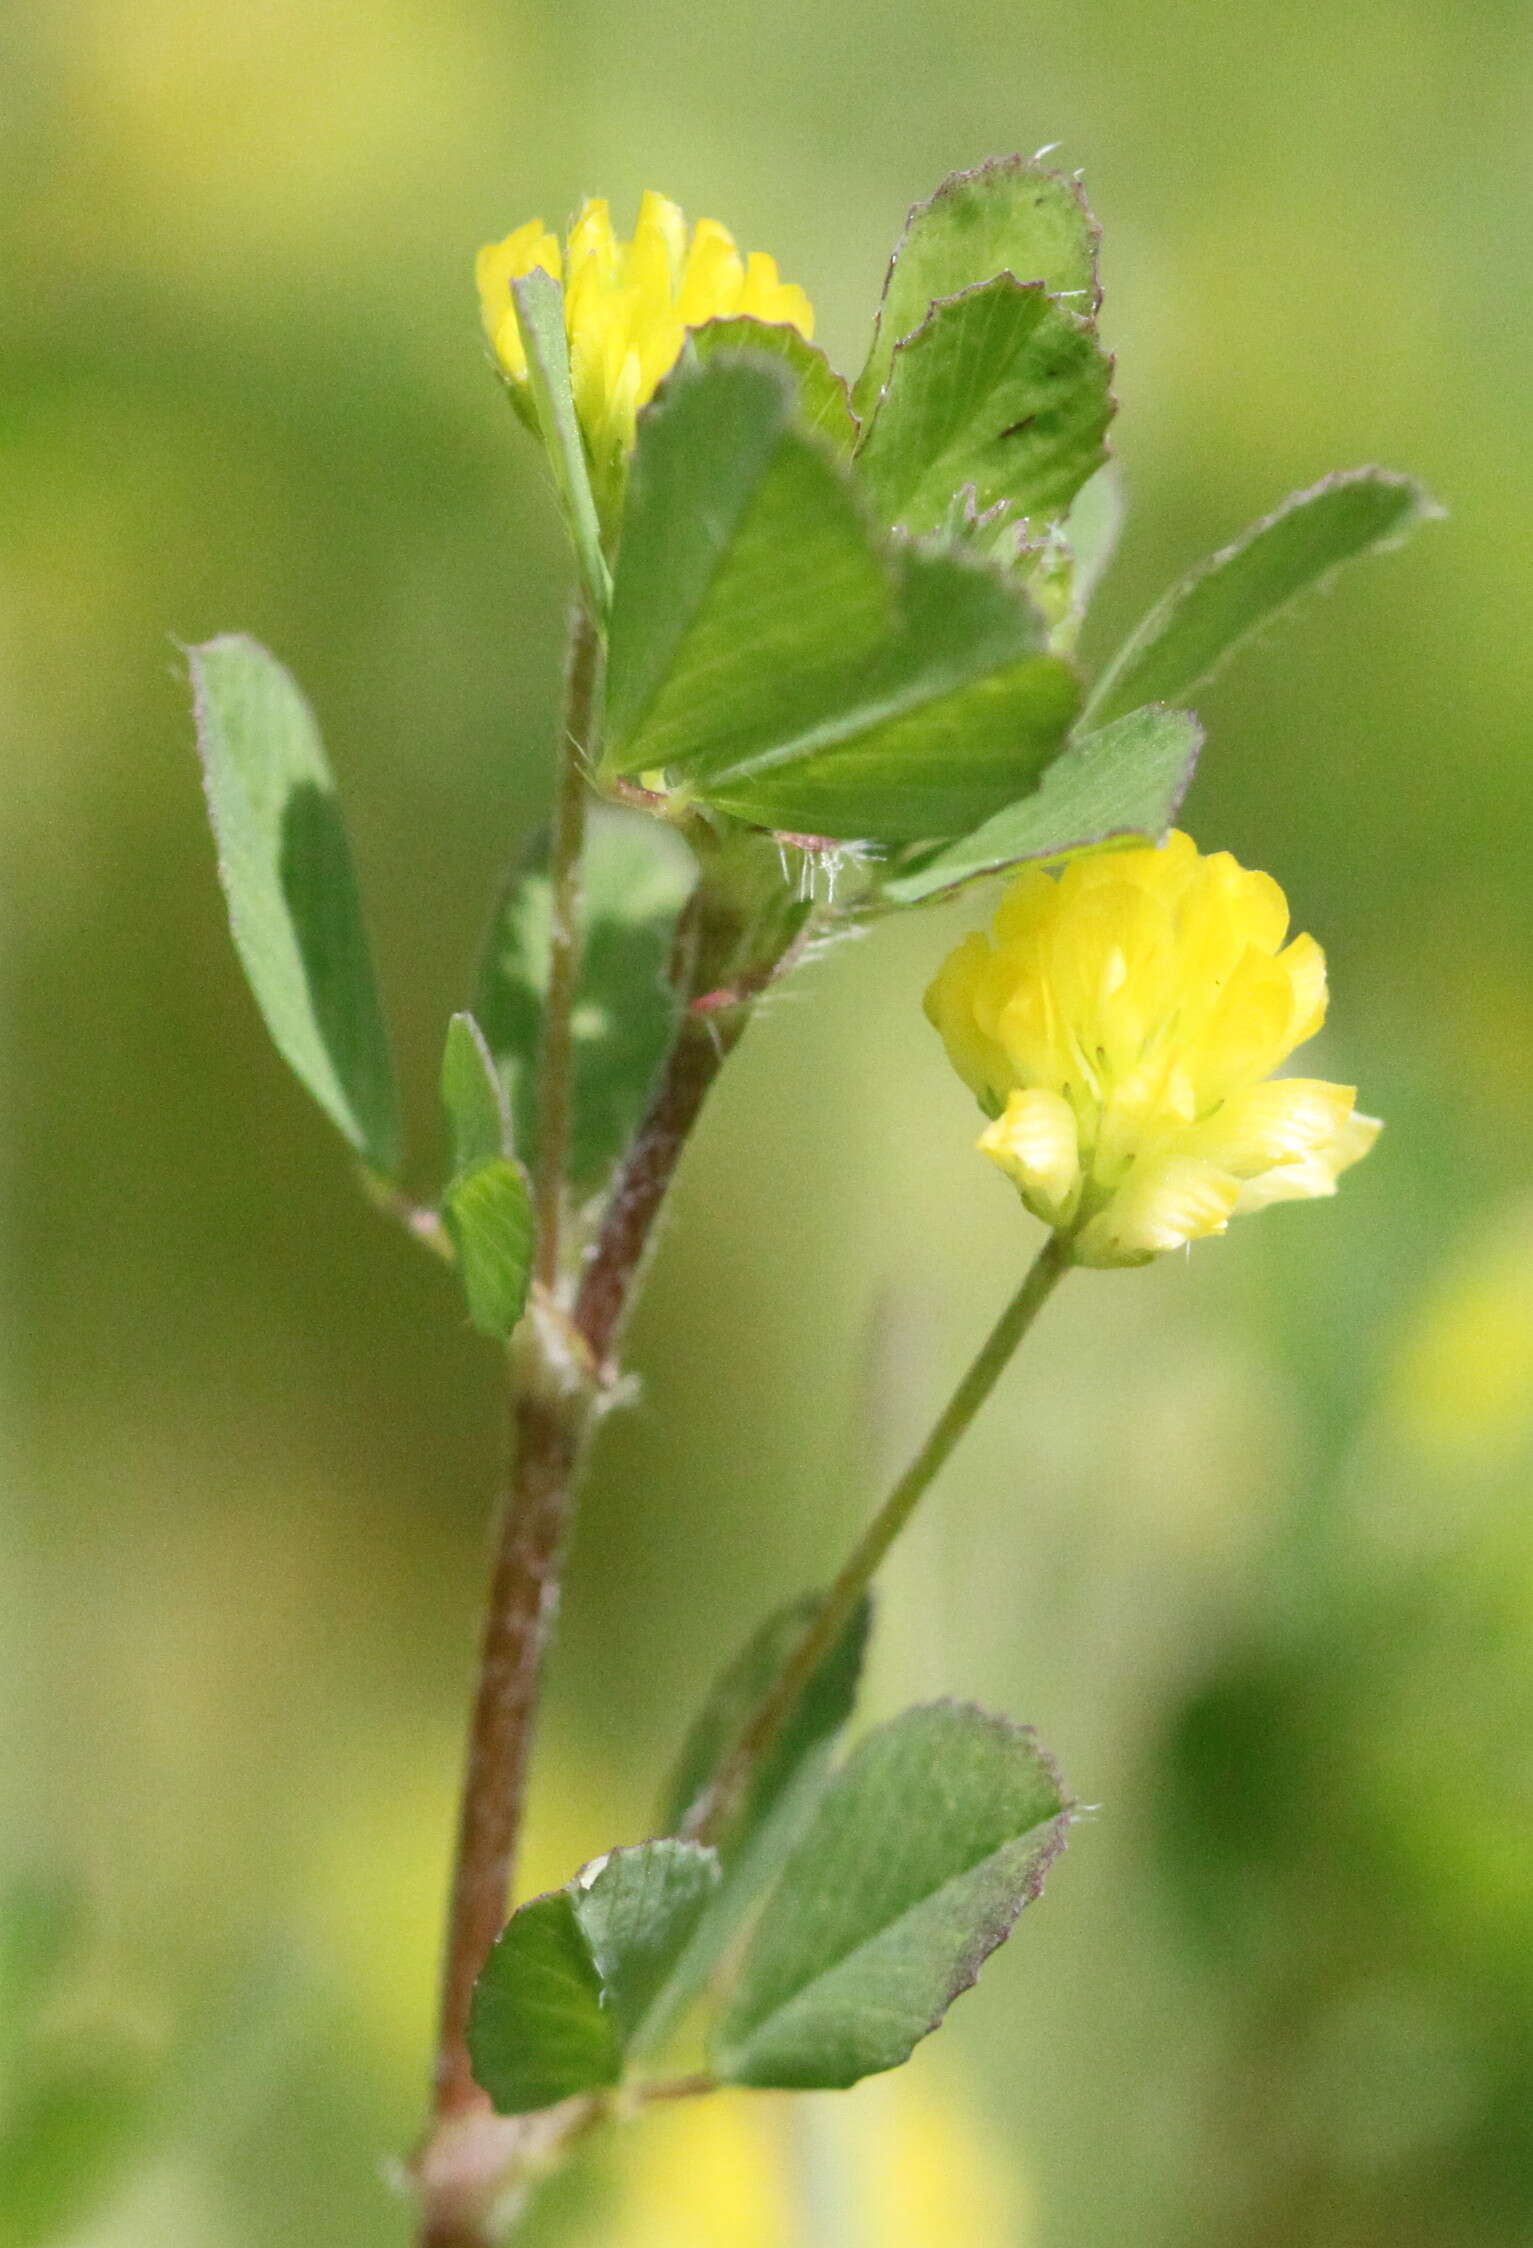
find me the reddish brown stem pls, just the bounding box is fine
[575,1011,744,1375]
[431,1381,591,2119]
[420,861,770,2240]
[424,1012,744,2160]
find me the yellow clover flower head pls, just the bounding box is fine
[925,831,1380,1269]
[476,191,814,486]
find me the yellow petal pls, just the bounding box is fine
[634,189,686,283]
[978,1090,1082,1224]
[924,934,1013,1109]
[475,221,561,374]
[1193,1076,1359,1178]
[566,196,619,286]
[1278,931,1329,1048]
[1233,1108,1381,1211]
[1076,1156,1240,1266]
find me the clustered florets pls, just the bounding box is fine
[476,192,814,492]
[926,831,1378,1266]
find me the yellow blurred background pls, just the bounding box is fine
[4,1,1532,2241]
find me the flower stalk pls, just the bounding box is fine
[686,1230,1072,1848]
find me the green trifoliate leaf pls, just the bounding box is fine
[473,809,695,1197]
[1085,468,1439,727]
[855,277,1114,538]
[439,1013,532,1340]
[188,635,401,1177]
[469,1841,721,2113]
[855,156,1101,421]
[510,268,612,614]
[882,705,1202,905]
[714,1701,1070,2091]
[603,356,1081,843]
[687,318,858,450]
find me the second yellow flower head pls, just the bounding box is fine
[925,832,1379,1268]
[476,192,814,491]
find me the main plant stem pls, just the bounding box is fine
[688,1231,1071,1847]
[423,814,752,2233]
[430,604,600,2129]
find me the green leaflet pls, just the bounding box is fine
[439,1013,533,1340]
[855,276,1114,538]
[472,809,696,1197]
[1086,468,1438,726]
[603,356,1080,843]
[468,1841,721,2113]
[714,1702,1070,2091]
[468,1891,618,2113]
[603,356,893,787]
[687,318,858,450]
[635,1595,874,2060]
[882,706,1202,905]
[662,1592,873,1846]
[855,157,1100,420]
[440,1010,512,1178]
[188,636,401,1178]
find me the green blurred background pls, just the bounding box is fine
[4,0,1532,2240]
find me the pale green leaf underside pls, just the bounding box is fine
[604,357,1081,842]
[441,1011,512,1176]
[511,268,612,614]
[1086,468,1438,727]
[469,1842,720,2112]
[855,157,1100,421]
[472,810,695,1194]
[188,635,400,1176]
[856,277,1114,537]
[441,1158,533,1340]
[715,1702,1069,2090]
[1062,461,1125,611]
[883,705,1202,904]
[438,1011,530,1339]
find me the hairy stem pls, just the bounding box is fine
[421,824,785,2230]
[687,1231,1071,1847]
[575,1010,745,1375]
[431,1369,594,2122]
[422,1011,751,2196]
[428,600,601,2131]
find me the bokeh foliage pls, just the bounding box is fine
[3,0,1531,2242]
